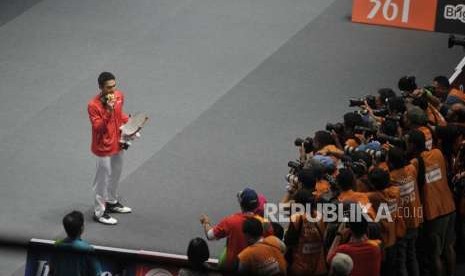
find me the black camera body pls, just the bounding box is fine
[349,95,376,108]
[294,137,314,154]
[120,142,130,150]
[326,122,345,134]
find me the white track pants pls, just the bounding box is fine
[92,152,123,217]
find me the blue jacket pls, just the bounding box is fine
[50,238,102,276]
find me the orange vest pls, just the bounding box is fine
[238,236,287,275]
[390,164,422,229]
[367,186,406,247]
[411,149,455,220]
[313,179,331,199]
[448,88,465,104]
[355,177,372,193]
[345,138,360,148]
[289,214,327,276]
[417,126,434,150]
[338,190,376,219]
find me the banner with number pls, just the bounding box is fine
[352,0,465,35]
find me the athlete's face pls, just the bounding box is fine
[101,79,116,96]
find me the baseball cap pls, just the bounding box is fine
[237,187,258,206]
[312,155,335,170]
[331,253,353,275]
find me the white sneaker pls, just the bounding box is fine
[94,213,118,225]
[107,202,132,213]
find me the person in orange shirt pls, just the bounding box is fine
[237,217,287,276]
[387,147,421,276]
[336,169,376,220]
[407,130,456,276]
[367,168,405,276]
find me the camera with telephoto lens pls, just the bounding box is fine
[449,35,465,50]
[349,95,376,108]
[285,173,299,185]
[364,147,387,162]
[288,160,304,171]
[354,126,377,137]
[385,114,401,122]
[326,122,345,134]
[376,133,405,148]
[294,137,314,154]
[372,109,389,117]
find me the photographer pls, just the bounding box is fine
[398,76,418,97]
[407,130,456,276]
[433,75,465,107]
[387,147,421,276]
[349,151,374,193]
[313,130,344,167]
[281,168,316,204]
[339,112,365,149]
[404,106,436,151]
[410,88,447,127]
[284,190,327,276]
[336,169,376,220]
[366,168,405,276]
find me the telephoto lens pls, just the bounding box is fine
[349,98,365,107]
[285,173,299,185]
[288,160,303,170]
[294,137,304,147]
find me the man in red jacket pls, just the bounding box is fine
[88,72,132,225]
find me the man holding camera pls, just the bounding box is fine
[88,72,132,225]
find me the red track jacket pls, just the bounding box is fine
[88,90,129,157]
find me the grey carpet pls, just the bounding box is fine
[0,0,464,274]
[0,0,334,253]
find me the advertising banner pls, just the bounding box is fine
[352,0,438,31]
[435,1,465,35]
[25,239,220,276]
[352,0,465,35]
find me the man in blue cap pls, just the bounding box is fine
[200,187,272,271]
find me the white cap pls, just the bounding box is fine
[331,253,353,276]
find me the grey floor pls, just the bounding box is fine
[0,0,463,275]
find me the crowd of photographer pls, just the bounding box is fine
[196,75,465,276]
[48,75,464,276]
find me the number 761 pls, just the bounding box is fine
[368,0,411,23]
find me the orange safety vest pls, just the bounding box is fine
[411,149,455,221]
[417,126,434,151]
[447,88,465,104]
[390,164,423,229]
[288,214,327,276]
[367,186,406,247]
[313,179,331,199]
[338,190,377,219]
